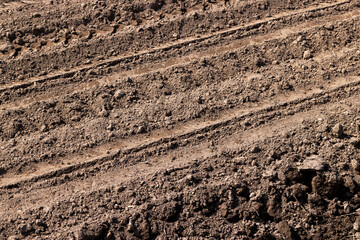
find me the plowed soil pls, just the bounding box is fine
[1,0,360,239]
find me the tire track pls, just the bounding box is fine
[0,4,358,112]
[0,90,358,236]
[0,10,358,175]
[0,0,350,94]
[1,74,359,190]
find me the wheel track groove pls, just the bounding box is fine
[0,0,350,93]
[0,2,358,112]
[1,74,359,190]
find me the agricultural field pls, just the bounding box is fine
[1,0,360,239]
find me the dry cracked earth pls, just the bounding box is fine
[1,0,360,239]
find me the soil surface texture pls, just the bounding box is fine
[1,0,360,239]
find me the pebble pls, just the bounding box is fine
[32,13,41,18]
[114,89,125,99]
[303,50,312,59]
[137,126,146,133]
[115,186,125,192]
[99,109,109,117]
[332,123,344,138]
[8,50,18,58]
[334,142,345,149]
[251,146,261,153]
[165,110,172,117]
[263,168,277,179]
[107,122,115,131]
[344,202,352,214]
[254,57,265,67]
[349,138,360,148]
[87,69,97,76]
[354,218,360,232]
[18,223,32,235]
[39,124,48,132]
[324,23,334,31]
[71,116,80,122]
[127,219,135,232]
[14,37,24,45]
[296,35,304,43]
[351,159,360,172]
[7,236,20,240]
[0,43,12,53]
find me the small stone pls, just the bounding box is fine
[269,150,280,160]
[332,123,344,138]
[107,122,115,131]
[71,116,80,122]
[163,89,172,96]
[298,155,327,171]
[349,138,360,148]
[8,49,18,58]
[137,126,146,133]
[254,57,265,67]
[180,174,194,186]
[32,13,41,18]
[263,168,277,179]
[356,120,360,135]
[99,110,109,117]
[106,231,114,239]
[7,236,20,240]
[353,175,360,186]
[127,219,135,233]
[334,142,345,149]
[251,146,261,153]
[185,174,193,181]
[87,69,97,76]
[14,37,24,46]
[115,186,125,192]
[351,159,360,172]
[317,122,330,133]
[296,35,304,43]
[303,50,312,59]
[0,167,6,175]
[165,110,172,117]
[18,223,32,235]
[9,139,16,146]
[324,23,334,31]
[344,202,352,214]
[354,218,360,232]
[0,43,12,53]
[114,90,125,99]
[35,219,45,226]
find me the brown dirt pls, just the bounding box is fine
[1,0,360,239]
